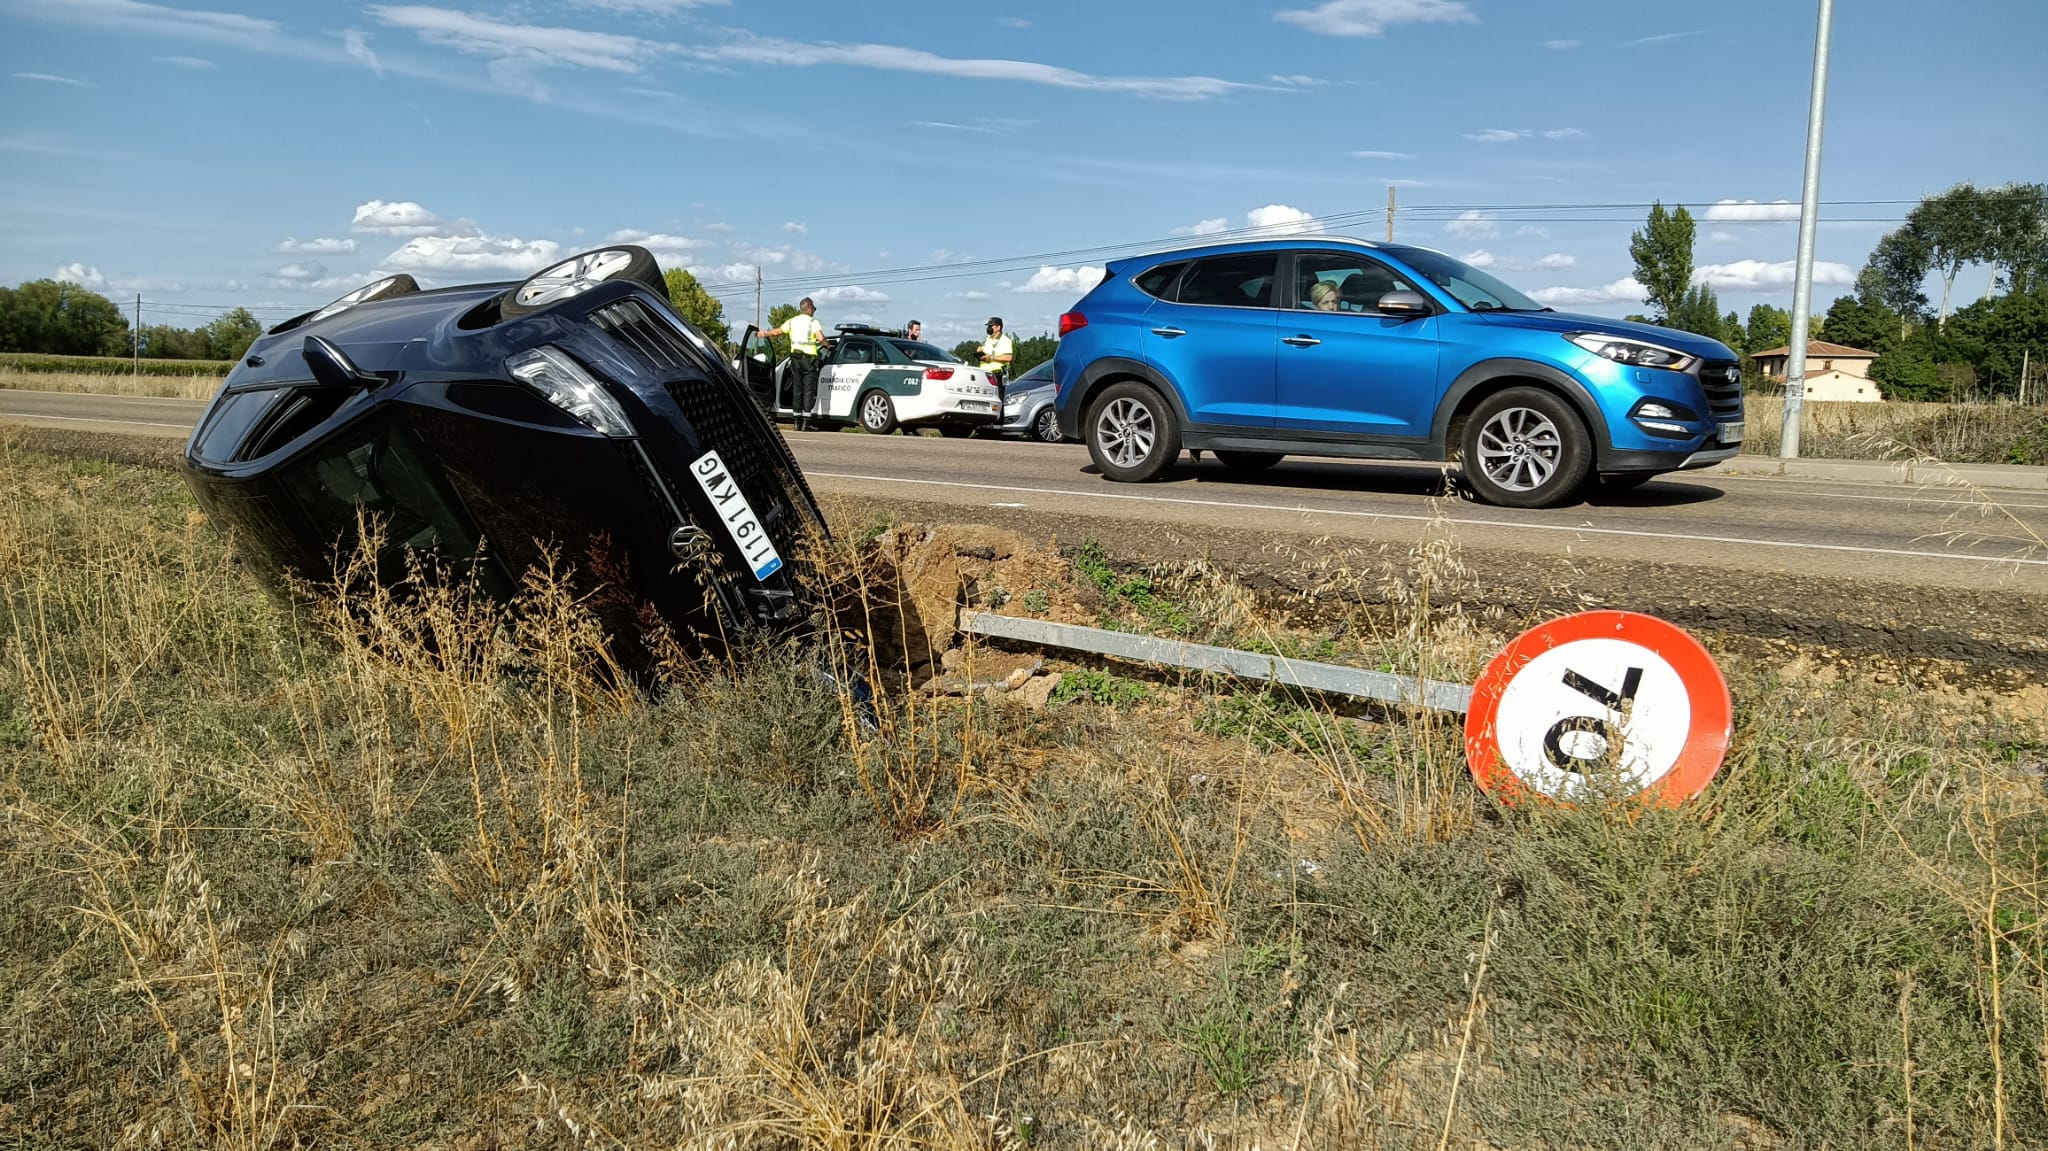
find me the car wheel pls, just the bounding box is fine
[1214,450,1283,472]
[310,273,420,322]
[1459,387,1591,508]
[502,245,663,318]
[1593,472,1657,492]
[858,389,899,434]
[1031,406,1061,443]
[1086,381,1180,482]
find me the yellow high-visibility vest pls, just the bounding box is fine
[978,333,1013,372]
[786,313,822,356]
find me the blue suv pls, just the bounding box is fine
[1051,238,1742,508]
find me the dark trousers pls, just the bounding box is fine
[787,352,820,415]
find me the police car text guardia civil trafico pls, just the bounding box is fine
[735,323,1002,436]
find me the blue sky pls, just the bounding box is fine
[3,0,2043,344]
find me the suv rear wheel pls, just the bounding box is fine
[1459,387,1591,508]
[1086,381,1180,482]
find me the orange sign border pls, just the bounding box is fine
[1463,610,1733,806]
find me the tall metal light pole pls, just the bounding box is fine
[1779,0,1835,459]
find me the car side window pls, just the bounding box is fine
[1294,251,1418,313]
[1175,254,1279,309]
[839,339,874,364]
[1134,260,1188,300]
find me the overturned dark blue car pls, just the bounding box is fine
[181,245,826,661]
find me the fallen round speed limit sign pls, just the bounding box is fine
[1464,611,1732,805]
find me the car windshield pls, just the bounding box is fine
[1013,361,1053,383]
[1385,246,1546,312]
[891,339,957,362]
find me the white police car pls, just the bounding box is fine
[736,324,1001,436]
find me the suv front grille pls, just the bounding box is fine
[1697,361,1744,421]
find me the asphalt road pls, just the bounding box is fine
[6,387,2046,597]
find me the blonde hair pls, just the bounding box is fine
[1308,281,1340,308]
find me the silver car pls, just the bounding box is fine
[987,359,1061,442]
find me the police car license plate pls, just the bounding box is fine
[690,450,783,581]
[1719,420,1745,444]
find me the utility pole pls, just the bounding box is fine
[133,294,141,376]
[754,265,762,332]
[1386,186,1396,242]
[1779,0,1834,460]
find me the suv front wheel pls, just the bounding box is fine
[1459,387,1592,508]
[1086,381,1180,482]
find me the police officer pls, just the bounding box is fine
[977,316,1013,389]
[764,296,824,430]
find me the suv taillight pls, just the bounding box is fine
[1058,311,1088,337]
[924,367,955,381]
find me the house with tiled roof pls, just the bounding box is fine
[1750,341,1883,402]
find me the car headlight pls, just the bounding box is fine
[507,346,636,438]
[1567,333,1697,372]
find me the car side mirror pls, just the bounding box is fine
[302,335,384,389]
[1376,291,1430,318]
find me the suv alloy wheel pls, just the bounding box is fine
[1458,386,1592,508]
[1086,381,1180,482]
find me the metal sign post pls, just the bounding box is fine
[1780,0,1836,460]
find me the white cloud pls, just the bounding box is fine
[782,220,807,234]
[1275,0,1478,38]
[13,72,94,87]
[271,260,328,282]
[381,233,563,275]
[370,5,668,73]
[1692,259,1854,291]
[1533,252,1576,270]
[569,0,731,9]
[1172,217,1231,237]
[1529,277,1647,307]
[1461,249,1496,268]
[1270,73,1329,87]
[275,236,358,255]
[155,55,215,68]
[1464,127,1583,143]
[1545,38,1580,49]
[1516,225,1550,238]
[1349,149,1416,160]
[808,284,890,304]
[342,28,382,76]
[55,262,106,288]
[604,228,703,268]
[1709,230,1740,243]
[1247,203,1319,233]
[692,35,1255,100]
[54,262,183,293]
[1443,210,1497,239]
[1623,30,1702,47]
[908,117,1035,135]
[947,289,992,300]
[1702,198,1801,222]
[1017,265,1106,294]
[928,248,974,264]
[997,16,1032,29]
[351,199,448,235]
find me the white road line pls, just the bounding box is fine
[4,413,193,431]
[1696,472,2048,509]
[806,470,2048,568]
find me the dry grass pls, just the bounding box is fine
[1,438,2044,1148]
[0,366,225,400]
[1744,394,2048,464]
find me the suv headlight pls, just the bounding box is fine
[1567,332,1697,372]
[507,346,636,438]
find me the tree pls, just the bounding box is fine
[950,339,981,364]
[663,267,728,347]
[203,308,264,361]
[1817,294,1895,355]
[1910,184,1994,325]
[1868,341,1944,401]
[1010,334,1057,377]
[1665,282,1724,341]
[1628,200,1696,323]
[763,302,798,360]
[1744,304,1791,356]
[1943,287,2048,398]
[0,279,128,356]
[1856,225,1932,340]
[1979,182,2048,295]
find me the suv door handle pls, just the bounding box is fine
[1282,335,1322,347]
[1150,326,1187,338]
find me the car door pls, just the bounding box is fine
[736,325,779,411]
[818,337,876,418]
[1140,252,1279,429]
[1274,249,1442,439]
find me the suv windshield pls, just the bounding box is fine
[1386,246,1546,312]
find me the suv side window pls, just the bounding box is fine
[1175,254,1278,309]
[1133,260,1187,300]
[1293,251,1421,313]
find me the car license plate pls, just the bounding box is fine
[689,450,783,581]
[1719,420,1745,444]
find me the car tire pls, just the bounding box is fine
[1458,387,1592,508]
[1031,406,1061,443]
[1214,450,1283,472]
[1086,381,1180,482]
[502,245,664,319]
[858,389,899,434]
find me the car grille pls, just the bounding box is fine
[1697,360,1744,421]
[590,298,820,564]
